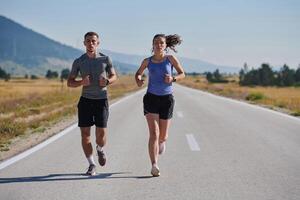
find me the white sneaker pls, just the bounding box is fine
[151,165,160,177]
[159,142,166,155]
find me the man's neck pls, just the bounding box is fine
[86,51,97,58]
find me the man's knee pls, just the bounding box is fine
[81,128,91,140]
[96,128,106,136]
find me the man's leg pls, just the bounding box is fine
[81,127,92,157]
[95,127,107,166]
[96,127,107,147]
[81,127,96,175]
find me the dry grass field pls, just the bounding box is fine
[178,75,300,116]
[0,75,139,151]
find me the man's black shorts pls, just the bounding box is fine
[143,92,175,120]
[77,96,109,128]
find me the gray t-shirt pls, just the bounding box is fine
[70,53,115,99]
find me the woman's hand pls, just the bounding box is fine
[164,74,173,84]
[136,75,145,87]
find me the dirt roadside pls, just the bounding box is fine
[0,115,77,162]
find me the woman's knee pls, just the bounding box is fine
[149,130,159,141]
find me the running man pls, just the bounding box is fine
[67,32,117,175]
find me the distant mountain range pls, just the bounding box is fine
[0,15,239,76]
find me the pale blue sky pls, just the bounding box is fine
[1,0,299,68]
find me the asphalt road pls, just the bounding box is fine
[0,84,299,200]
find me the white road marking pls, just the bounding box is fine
[177,111,183,118]
[186,134,200,151]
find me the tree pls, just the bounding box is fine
[277,64,295,86]
[0,67,7,79]
[206,69,228,83]
[213,69,221,81]
[46,70,58,79]
[206,72,213,82]
[239,68,245,84]
[243,62,249,74]
[239,63,249,84]
[295,66,300,83]
[60,68,70,81]
[0,67,10,81]
[258,63,274,86]
[240,68,260,86]
[31,75,39,79]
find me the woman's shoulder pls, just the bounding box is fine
[142,57,152,64]
[166,54,179,65]
[166,54,177,60]
[146,56,153,61]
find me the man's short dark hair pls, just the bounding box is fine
[84,32,99,40]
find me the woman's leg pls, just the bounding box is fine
[158,119,171,154]
[158,93,174,154]
[145,113,160,165]
[159,119,171,143]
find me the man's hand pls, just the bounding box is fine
[82,75,91,86]
[99,75,109,87]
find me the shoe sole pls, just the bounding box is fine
[151,172,160,177]
[86,172,96,176]
[86,170,96,176]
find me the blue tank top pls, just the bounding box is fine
[147,56,174,95]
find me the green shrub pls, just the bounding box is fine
[246,92,265,101]
[291,111,300,116]
[0,119,26,137]
[0,119,26,150]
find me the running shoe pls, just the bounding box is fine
[86,164,96,176]
[151,165,160,177]
[97,149,106,166]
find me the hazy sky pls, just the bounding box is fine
[1,0,299,68]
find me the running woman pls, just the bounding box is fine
[135,34,185,177]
